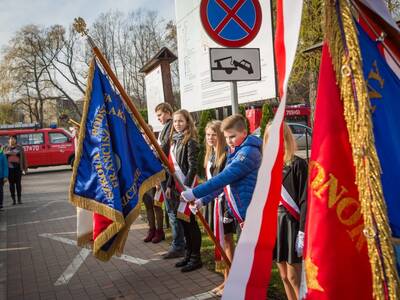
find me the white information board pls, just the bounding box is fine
[145,66,164,132]
[175,0,276,112]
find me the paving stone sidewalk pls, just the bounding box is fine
[0,168,221,300]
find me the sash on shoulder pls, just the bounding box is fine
[223,185,244,224]
[214,193,226,272]
[207,160,226,272]
[169,144,198,222]
[280,185,300,221]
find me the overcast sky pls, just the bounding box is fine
[0,0,176,50]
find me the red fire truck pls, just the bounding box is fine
[246,104,311,133]
[0,123,75,169]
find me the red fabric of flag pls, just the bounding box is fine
[302,43,373,300]
[93,213,113,240]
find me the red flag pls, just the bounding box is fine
[302,43,373,299]
[222,0,303,298]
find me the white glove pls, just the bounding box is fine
[189,199,203,215]
[223,217,233,224]
[180,189,195,202]
[295,231,305,257]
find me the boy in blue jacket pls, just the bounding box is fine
[0,146,8,211]
[181,114,262,226]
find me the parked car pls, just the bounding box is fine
[0,124,75,169]
[252,122,312,150]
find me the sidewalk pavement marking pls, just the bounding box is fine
[115,254,149,265]
[5,205,43,210]
[0,247,31,252]
[39,233,78,246]
[181,291,216,300]
[31,200,64,213]
[54,248,91,286]
[50,231,76,235]
[39,233,157,286]
[7,215,75,227]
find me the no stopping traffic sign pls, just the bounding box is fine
[200,0,262,47]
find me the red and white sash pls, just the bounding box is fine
[223,185,244,224]
[169,144,198,222]
[280,185,300,221]
[207,161,225,272]
[154,188,165,207]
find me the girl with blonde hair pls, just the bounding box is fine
[203,121,235,296]
[264,122,308,300]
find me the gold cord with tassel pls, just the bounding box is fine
[324,0,400,299]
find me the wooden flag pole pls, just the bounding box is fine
[59,114,81,128]
[73,18,231,268]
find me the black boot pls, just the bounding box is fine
[12,195,16,205]
[181,254,202,272]
[175,251,191,268]
[17,195,22,204]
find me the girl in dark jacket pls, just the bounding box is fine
[166,109,202,272]
[203,120,234,296]
[4,136,27,205]
[264,122,308,300]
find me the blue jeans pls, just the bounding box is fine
[164,196,185,252]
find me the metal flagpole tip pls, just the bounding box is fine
[73,17,88,36]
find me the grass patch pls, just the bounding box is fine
[198,224,286,299]
[163,222,285,299]
[141,209,286,299]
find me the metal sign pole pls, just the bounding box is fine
[230,81,239,115]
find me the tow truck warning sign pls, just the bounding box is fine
[209,48,261,82]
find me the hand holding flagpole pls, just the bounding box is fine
[73,17,231,268]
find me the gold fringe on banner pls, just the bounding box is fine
[69,58,125,261]
[324,1,400,299]
[215,260,227,274]
[69,58,165,261]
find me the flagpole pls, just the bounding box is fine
[73,18,231,268]
[59,114,80,127]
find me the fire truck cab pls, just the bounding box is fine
[0,123,75,169]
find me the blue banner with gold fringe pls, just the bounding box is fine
[357,22,400,274]
[69,59,165,261]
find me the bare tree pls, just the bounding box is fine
[1,8,178,125]
[91,9,173,108]
[2,25,55,126]
[1,24,89,126]
[40,25,87,117]
[164,20,180,107]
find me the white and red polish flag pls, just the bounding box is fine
[222,0,303,299]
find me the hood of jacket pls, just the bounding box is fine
[228,135,262,157]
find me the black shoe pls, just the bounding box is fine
[175,258,189,268]
[0,207,3,211]
[18,201,22,205]
[175,253,191,268]
[162,249,185,259]
[12,202,16,206]
[181,260,202,272]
